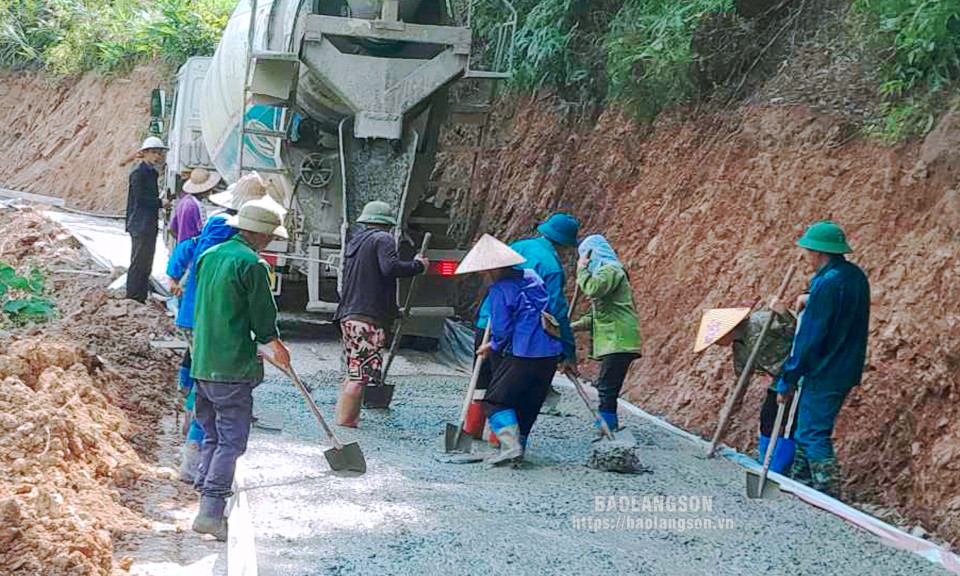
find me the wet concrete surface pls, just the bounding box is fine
[240,338,947,576]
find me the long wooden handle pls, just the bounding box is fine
[706,260,798,456]
[761,401,786,472]
[260,349,343,449]
[382,232,433,380]
[457,325,491,427]
[784,385,802,438]
[563,366,615,440]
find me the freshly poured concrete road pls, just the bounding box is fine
[240,336,947,576]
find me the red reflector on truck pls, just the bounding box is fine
[434,260,457,276]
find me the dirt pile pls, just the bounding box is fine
[0,205,182,574]
[0,338,153,575]
[0,65,163,213]
[456,98,960,545]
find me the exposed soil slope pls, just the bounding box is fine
[0,66,163,213]
[456,98,960,545]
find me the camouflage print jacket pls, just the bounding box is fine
[731,309,797,387]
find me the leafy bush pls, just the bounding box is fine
[605,0,732,120]
[0,263,55,325]
[854,0,960,96]
[0,0,233,75]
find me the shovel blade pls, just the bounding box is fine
[325,442,366,474]
[444,423,472,453]
[745,470,781,499]
[363,385,395,409]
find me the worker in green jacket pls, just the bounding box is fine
[190,196,291,541]
[570,234,641,432]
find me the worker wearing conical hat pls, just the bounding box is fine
[457,234,563,466]
[695,302,799,474]
[775,220,869,497]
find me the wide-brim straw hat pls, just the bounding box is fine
[693,307,752,353]
[225,196,289,239]
[182,168,222,194]
[210,172,287,212]
[456,234,526,275]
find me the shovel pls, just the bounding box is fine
[444,325,491,453]
[261,352,367,474]
[746,384,802,499]
[561,365,618,441]
[370,233,432,408]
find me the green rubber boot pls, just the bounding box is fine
[192,496,228,542]
[790,444,813,485]
[810,457,841,498]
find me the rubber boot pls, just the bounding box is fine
[595,411,618,435]
[485,409,523,467]
[179,440,201,485]
[192,496,228,542]
[334,380,363,427]
[810,457,841,498]
[758,434,796,475]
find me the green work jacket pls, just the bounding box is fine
[571,264,642,359]
[190,235,279,383]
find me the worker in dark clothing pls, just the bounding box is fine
[776,220,870,497]
[333,200,428,426]
[125,136,167,303]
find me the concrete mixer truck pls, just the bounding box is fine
[163,0,515,339]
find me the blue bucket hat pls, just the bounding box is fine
[537,213,580,247]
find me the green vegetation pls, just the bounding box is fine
[0,0,233,75]
[0,263,55,325]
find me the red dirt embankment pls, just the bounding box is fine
[0,66,162,213]
[467,99,960,545]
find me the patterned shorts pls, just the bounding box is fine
[341,319,386,385]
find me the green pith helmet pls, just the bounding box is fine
[357,201,397,226]
[796,220,852,254]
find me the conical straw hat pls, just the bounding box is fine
[456,234,526,275]
[693,308,752,353]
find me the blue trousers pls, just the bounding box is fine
[794,384,851,462]
[194,381,255,499]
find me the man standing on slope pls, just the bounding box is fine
[125,137,167,303]
[333,201,428,427]
[190,197,291,541]
[776,220,870,497]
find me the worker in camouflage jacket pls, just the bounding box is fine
[695,301,798,474]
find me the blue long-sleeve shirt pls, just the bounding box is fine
[167,213,238,329]
[477,235,576,360]
[487,269,563,359]
[777,256,870,393]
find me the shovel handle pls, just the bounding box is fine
[563,366,615,440]
[457,325,491,428]
[382,232,433,381]
[706,259,798,456]
[260,349,344,450]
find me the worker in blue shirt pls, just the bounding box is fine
[456,234,564,466]
[463,213,580,441]
[776,220,870,496]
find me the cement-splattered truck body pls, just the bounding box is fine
[188,0,512,337]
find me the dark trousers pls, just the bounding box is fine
[759,388,794,439]
[127,232,157,303]
[595,353,638,413]
[483,355,559,436]
[794,385,851,462]
[194,380,255,500]
[474,329,498,391]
